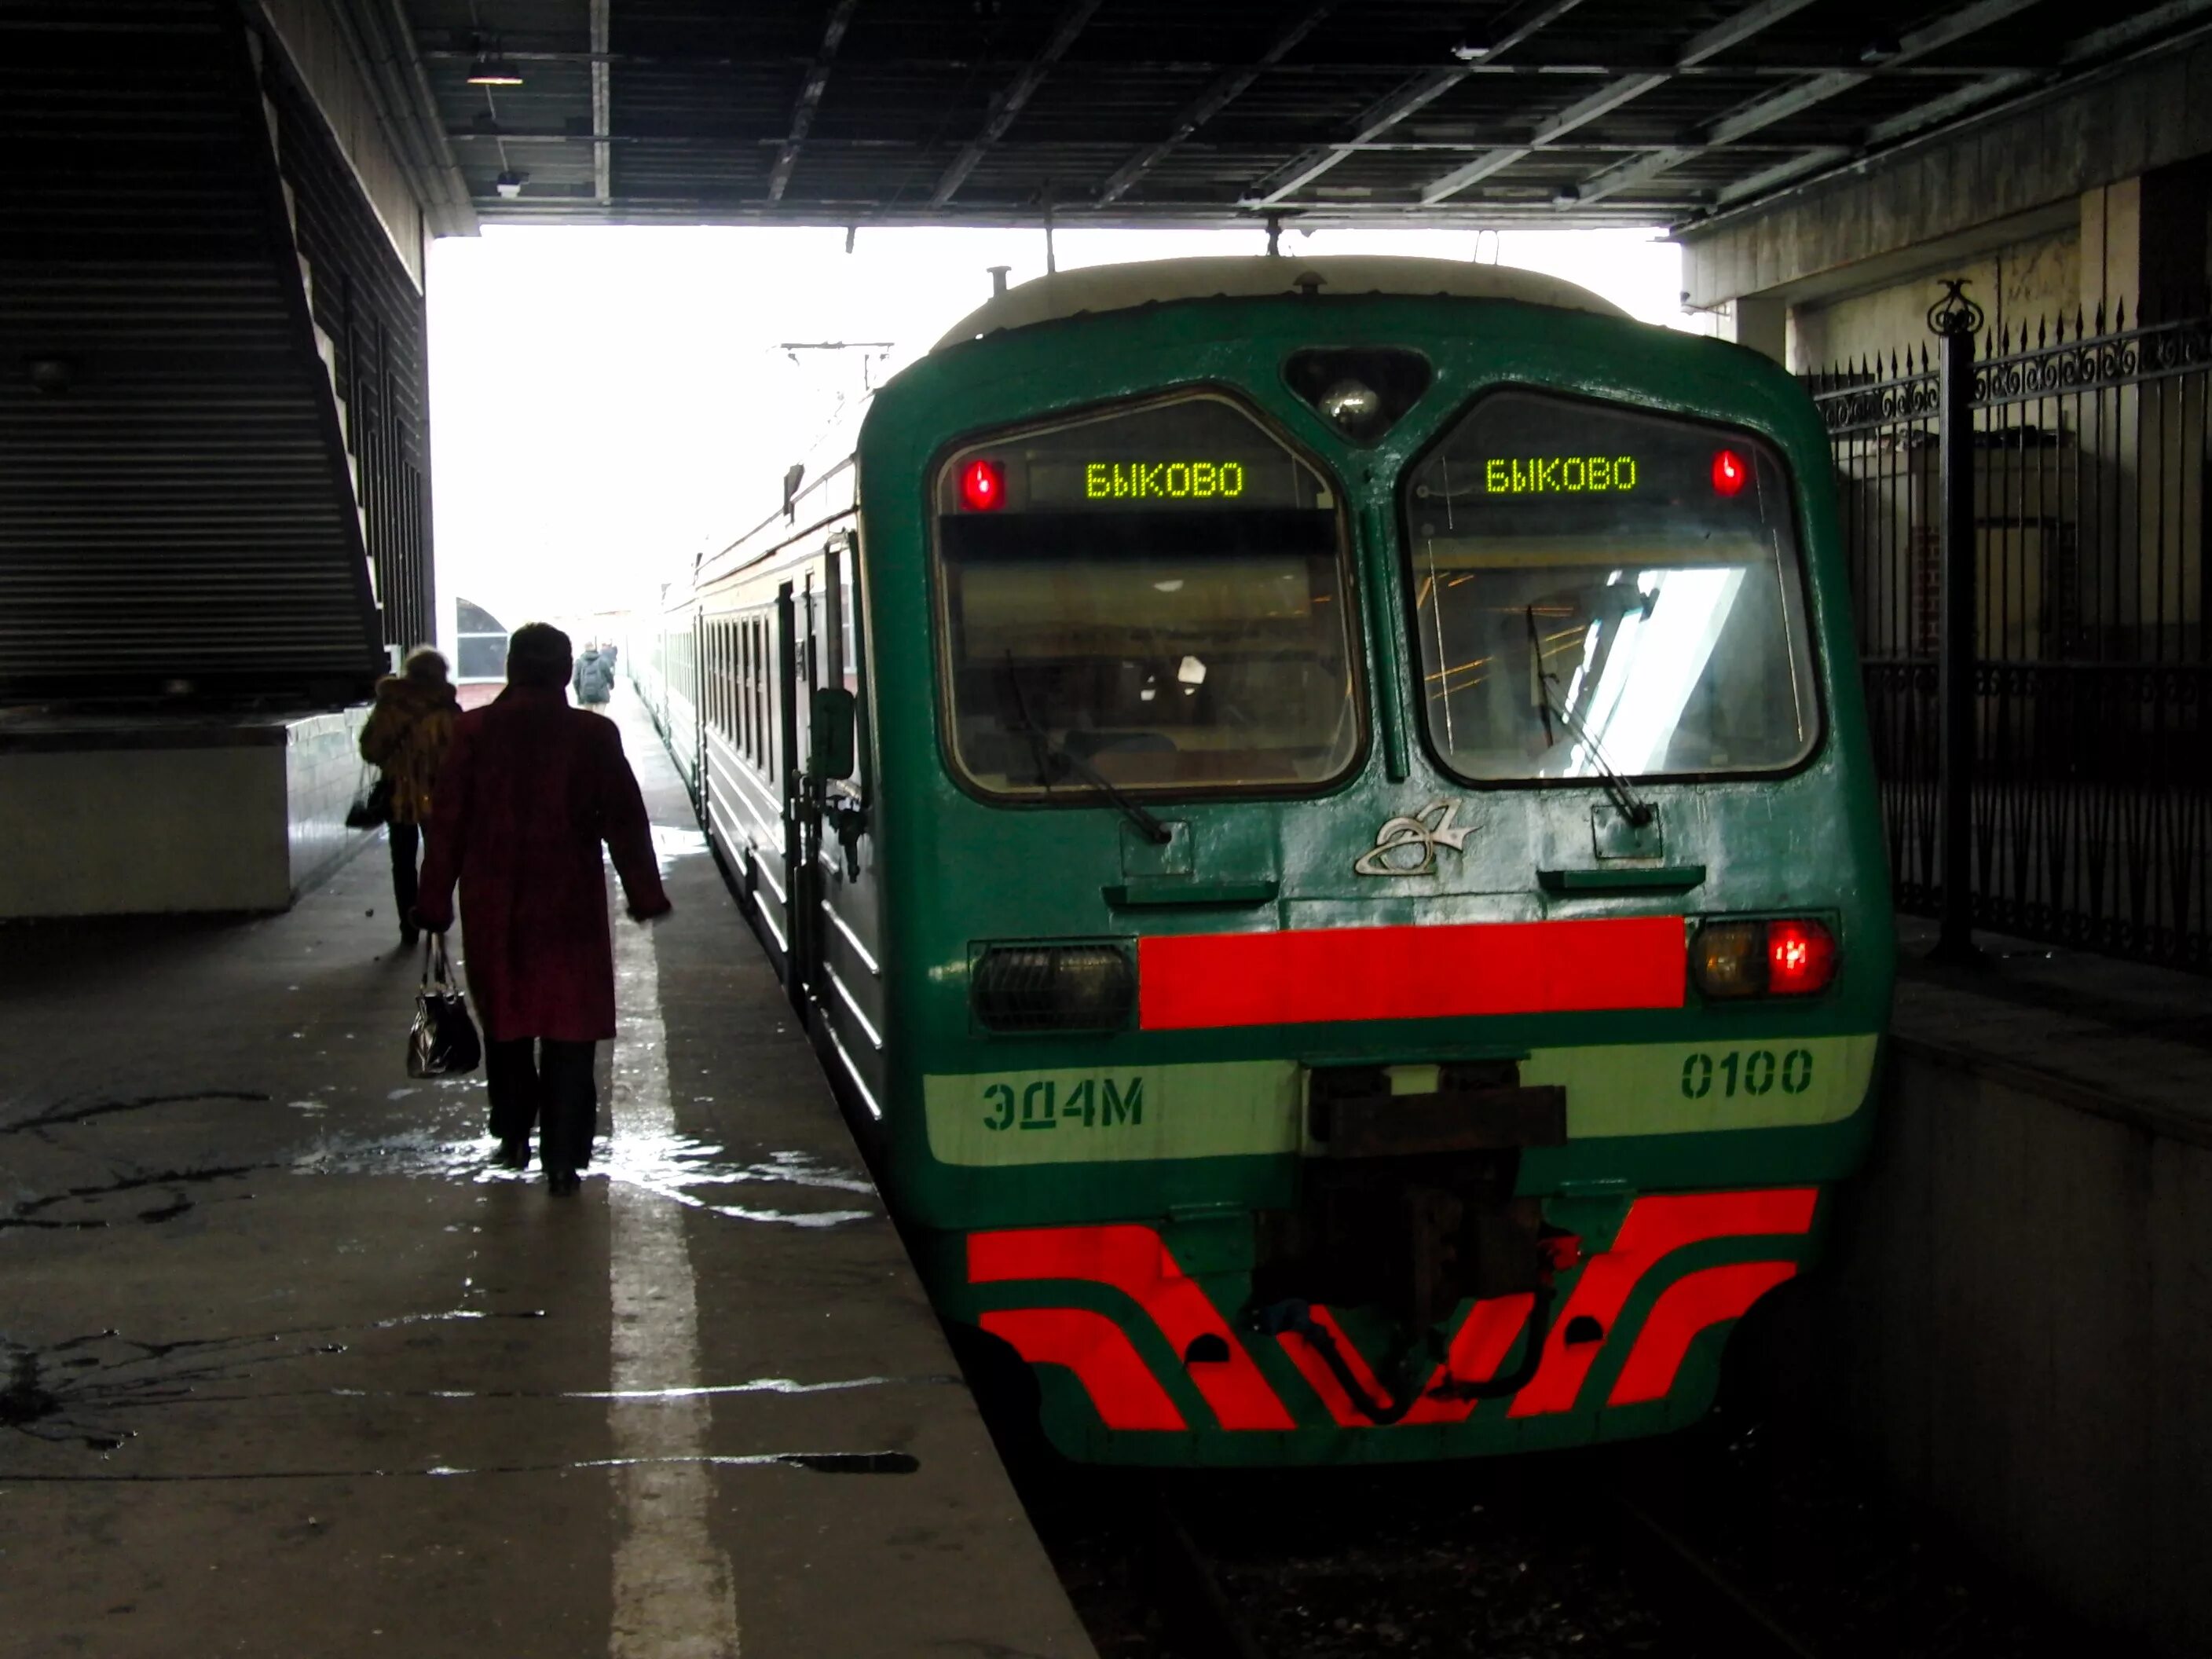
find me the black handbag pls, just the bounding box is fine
[408,936,482,1077]
[346,768,394,830]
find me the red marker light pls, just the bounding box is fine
[960,457,1006,511]
[1766,919,1837,995]
[1712,448,1748,496]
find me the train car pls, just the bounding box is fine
[632,592,701,800]
[679,256,1893,1467]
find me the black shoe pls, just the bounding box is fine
[495,1137,529,1170]
[400,925,420,950]
[547,1169,581,1196]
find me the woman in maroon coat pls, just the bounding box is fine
[414,623,672,1193]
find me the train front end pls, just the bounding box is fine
[857,276,1892,1466]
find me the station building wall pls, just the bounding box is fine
[1787,226,2082,374]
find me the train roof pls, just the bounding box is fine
[932,256,1628,350]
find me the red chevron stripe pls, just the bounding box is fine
[969,1225,1295,1430]
[980,1308,1185,1430]
[1607,1261,1798,1405]
[1508,1188,1818,1418]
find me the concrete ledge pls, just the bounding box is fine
[0,707,375,917]
[1803,931,2212,1655]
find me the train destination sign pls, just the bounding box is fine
[1484,455,1639,494]
[1084,460,1249,500]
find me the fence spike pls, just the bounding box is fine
[2095,298,2107,333]
[2116,295,2128,331]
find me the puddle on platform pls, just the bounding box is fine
[650,823,710,874]
[0,1448,921,1483]
[290,1129,873,1227]
[320,1372,957,1403]
[4,1316,921,1475]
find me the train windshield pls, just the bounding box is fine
[934,394,1361,797]
[1401,390,1819,783]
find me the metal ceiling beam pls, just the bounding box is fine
[1573,0,2042,206]
[416,47,2051,80]
[445,129,1818,156]
[320,0,479,236]
[1096,2,1335,206]
[1241,0,1587,208]
[1419,0,1816,206]
[769,0,859,203]
[930,0,1104,207]
[1698,2,2212,214]
[591,0,610,203]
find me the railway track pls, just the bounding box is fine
[1141,1470,1827,1659]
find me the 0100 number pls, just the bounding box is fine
[1680,1048,1814,1099]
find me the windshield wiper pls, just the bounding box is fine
[1002,654,1174,846]
[1524,606,1656,829]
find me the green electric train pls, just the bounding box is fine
[632,257,1893,1467]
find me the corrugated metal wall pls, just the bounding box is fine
[0,0,424,704]
[264,20,437,661]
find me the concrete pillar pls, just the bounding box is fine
[2082,159,2212,324]
[1720,296,1789,364]
[2076,162,2210,658]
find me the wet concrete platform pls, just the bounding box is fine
[0,696,1095,1658]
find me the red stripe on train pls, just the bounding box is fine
[1137,915,1687,1031]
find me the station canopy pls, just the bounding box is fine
[386,1,2206,233]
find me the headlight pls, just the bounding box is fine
[972,943,1135,1033]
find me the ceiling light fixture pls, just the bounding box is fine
[495,170,526,199]
[467,41,524,86]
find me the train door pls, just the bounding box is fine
[776,580,805,1013]
[689,610,707,812]
[806,531,888,1122]
[790,569,831,1012]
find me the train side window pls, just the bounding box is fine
[754,618,768,771]
[841,577,858,694]
[1401,390,1820,782]
[932,391,1361,799]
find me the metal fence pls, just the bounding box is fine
[1806,296,2212,969]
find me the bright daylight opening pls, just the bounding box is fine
[426,225,1705,644]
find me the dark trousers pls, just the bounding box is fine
[486,1038,599,1173]
[388,819,423,923]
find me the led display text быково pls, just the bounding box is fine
[1085,460,1248,500]
[1485,456,1638,494]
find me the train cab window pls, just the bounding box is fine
[933,393,1361,797]
[1401,390,1819,782]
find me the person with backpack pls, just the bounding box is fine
[573,643,614,709]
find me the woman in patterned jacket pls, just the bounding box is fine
[359,646,460,948]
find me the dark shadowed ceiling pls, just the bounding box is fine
[362,1,2209,230]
